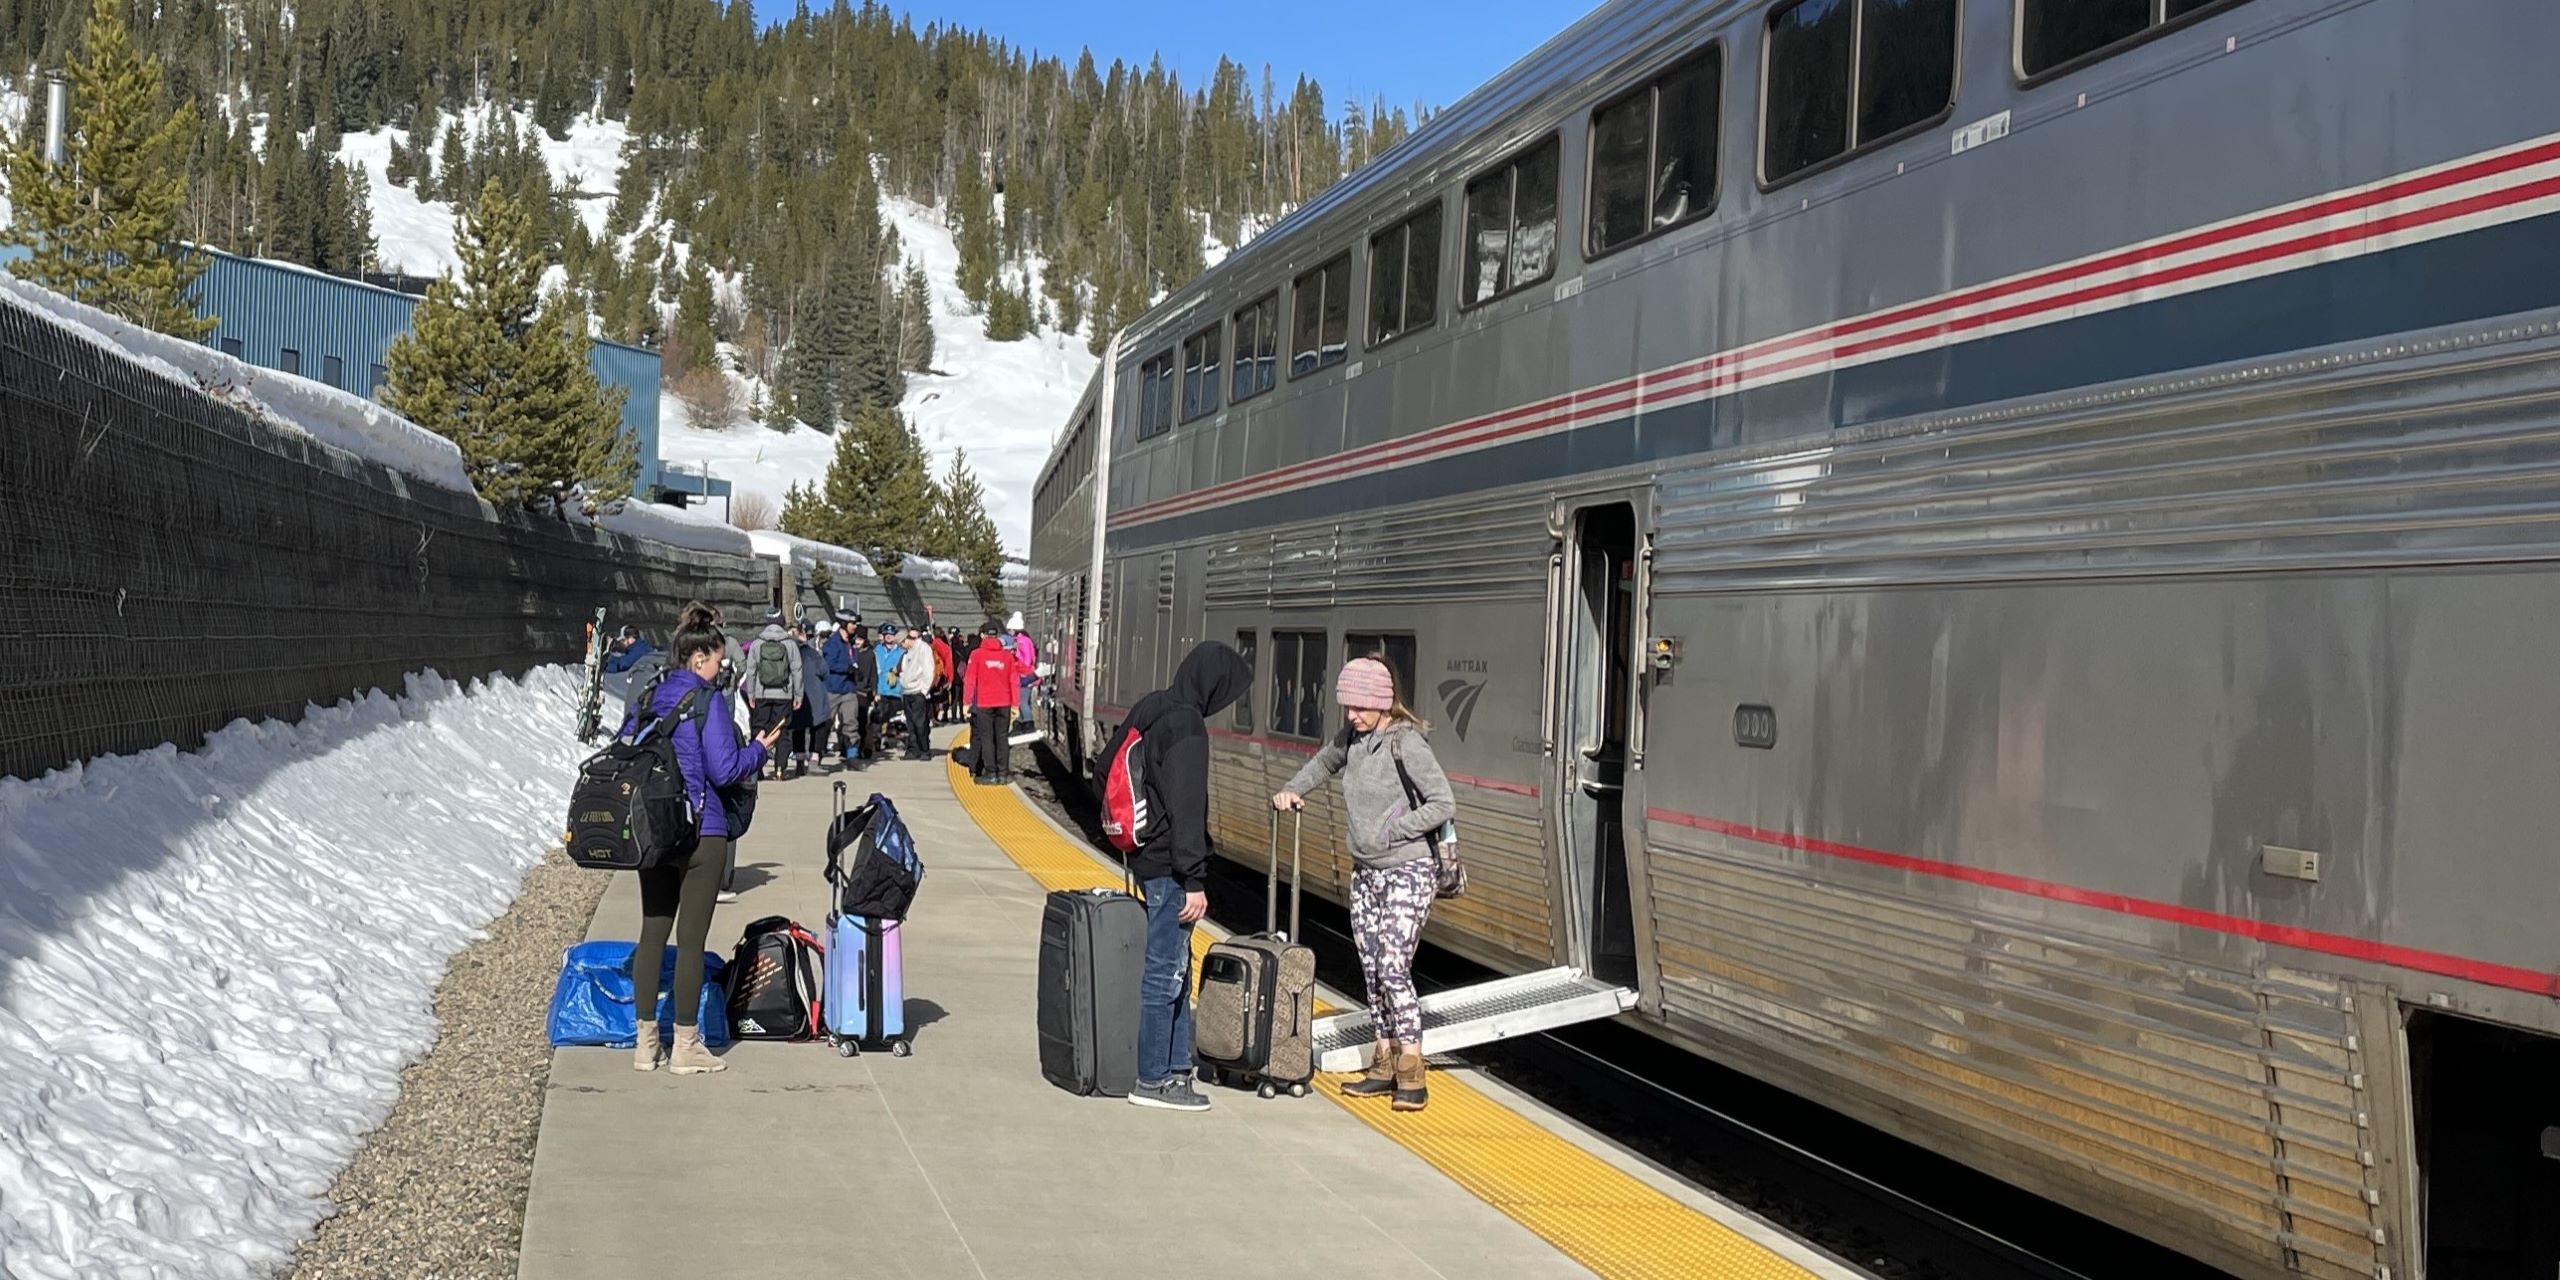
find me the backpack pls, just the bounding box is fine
[1097,721,1152,854]
[565,687,707,872]
[725,916,826,1041]
[825,788,928,919]
[1012,633,1036,669]
[618,650,673,722]
[754,640,790,690]
[1389,734,1467,900]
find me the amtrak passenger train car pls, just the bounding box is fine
[1026,2,2560,1275]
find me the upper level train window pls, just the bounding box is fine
[1465,136,1561,306]
[1179,323,1221,423]
[1588,47,1721,257]
[1762,0,1958,186]
[1290,254,1351,378]
[2020,0,2245,79]
[1231,292,1278,403]
[1367,201,1443,347]
[1136,352,1175,440]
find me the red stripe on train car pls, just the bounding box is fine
[1647,808,2560,999]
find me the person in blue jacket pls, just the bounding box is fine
[820,613,868,770]
[602,626,654,674]
[623,602,782,1075]
[872,622,908,751]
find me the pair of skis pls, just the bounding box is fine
[573,607,611,743]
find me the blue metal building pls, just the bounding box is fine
[181,246,719,501]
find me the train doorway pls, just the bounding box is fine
[1556,500,1641,988]
[2407,1010,2560,1278]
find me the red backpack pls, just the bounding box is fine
[1097,721,1151,853]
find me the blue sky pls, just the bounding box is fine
[750,0,1599,116]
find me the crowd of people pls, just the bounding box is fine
[606,611,1456,1113]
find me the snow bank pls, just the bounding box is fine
[336,109,633,278]
[589,498,754,557]
[0,275,476,494]
[0,667,589,1280]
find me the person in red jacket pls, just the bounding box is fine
[929,627,957,724]
[962,619,1026,784]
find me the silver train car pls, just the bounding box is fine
[1024,2,2560,1276]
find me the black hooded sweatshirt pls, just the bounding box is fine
[1123,641,1252,892]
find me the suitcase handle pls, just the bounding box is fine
[1265,810,1301,942]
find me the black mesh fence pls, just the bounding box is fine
[0,300,769,782]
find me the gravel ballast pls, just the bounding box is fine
[282,850,609,1280]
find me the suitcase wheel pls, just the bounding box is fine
[1288,1083,1309,1098]
[890,1039,913,1058]
[836,1040,858,1058]
[1256,1081,1277,1100]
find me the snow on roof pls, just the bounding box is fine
[743,528,980,584]
[591,499,754,557]
[0,273,475,493]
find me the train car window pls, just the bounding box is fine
[1859,0,1958,143]
[1179,323,1222,423]
[1270,630,1327,739]
[1368,202,1443,346]
[1231,292,1278,402]
[1234,630,1258,733]
[2020,0,2248,80]
[1291,254,1351,378]
[1588,47,1723,257]
[1341,633,1419,715]
[1137,352,1176,439]
[1464,136,1562,306]
[1764,0,1955,186]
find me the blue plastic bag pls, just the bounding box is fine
[546,941,731,1048]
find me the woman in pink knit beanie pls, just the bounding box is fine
[1272,656,1454,1111]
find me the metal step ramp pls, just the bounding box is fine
[1312,966,1637,1073]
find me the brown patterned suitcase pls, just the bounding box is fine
[1194,813,1318,1097]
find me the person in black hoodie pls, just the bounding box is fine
[1122,640,1252,1112]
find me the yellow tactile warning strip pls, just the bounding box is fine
[942,742,1816,1280]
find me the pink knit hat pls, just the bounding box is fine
[1334,657,1397,711]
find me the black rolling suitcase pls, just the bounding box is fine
[1193,812,1318,1098]
[1037,873,1146,1097]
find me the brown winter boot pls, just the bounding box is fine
[669,1026,727,1075]
[633,1020,662,1072]
[1392,1049,1428,1112]
[1340,1039,1398,1097]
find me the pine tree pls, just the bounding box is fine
[950,152,997,308]
[2,0,212,339]
[787,402,935,575]
[896,261,935,371]
[935,448,1006,604]
[669,255,719,379]
[385,180,634,513]
[982,266,1031,341]
[435,119,469,203]
[782,280,841,431]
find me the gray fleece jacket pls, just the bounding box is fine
[1282,721,1456,871]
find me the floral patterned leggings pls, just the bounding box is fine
[1350,858,1437,1047]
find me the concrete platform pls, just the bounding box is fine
[516,751,1604,1280]
[518,747,1844,1280]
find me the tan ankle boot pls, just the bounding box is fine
[633,1020,662,1072]
[1392,1049,1427,1112]
[1341,1039,1397,1097]
[669,1026,727,1075]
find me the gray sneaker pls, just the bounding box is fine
[1126,1078,1211,1112]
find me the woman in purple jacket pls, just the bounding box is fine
[629,602,782,1074]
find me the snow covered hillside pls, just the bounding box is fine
[656,196,1096,557]
[0,668,588,1280]
[337,107,1100,555]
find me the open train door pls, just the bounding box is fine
[1312,488,1651,1071]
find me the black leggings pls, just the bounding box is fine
[633,837,727,1027]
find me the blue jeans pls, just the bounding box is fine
[1017,678,1035,722]
[1135,876,1195,1087]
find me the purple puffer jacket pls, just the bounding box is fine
[621,668,766,839]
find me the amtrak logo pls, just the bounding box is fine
[1437,678,1487,741]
